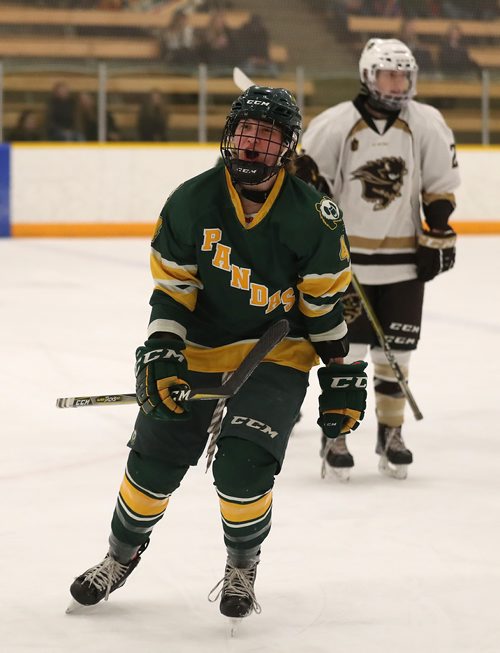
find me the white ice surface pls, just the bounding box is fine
[1,236,499,653]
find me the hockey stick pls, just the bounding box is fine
[56,319,290,409]
[351,274,423,421]
[233,66,254,92]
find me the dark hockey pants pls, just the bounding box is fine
[110,438,279,557]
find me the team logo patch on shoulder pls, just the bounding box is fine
[152,216,163,243]
[315,197,342,230]
[342,292,363,324]
[351,156,407,211]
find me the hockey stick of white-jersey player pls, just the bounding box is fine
[56,319,290,409]
[351,274,423,421]
[233,66,254,92]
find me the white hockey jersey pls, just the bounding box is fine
[301,98,460,284]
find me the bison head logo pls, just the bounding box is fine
[351,156,407,211]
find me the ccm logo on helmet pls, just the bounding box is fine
[246,100,271,106]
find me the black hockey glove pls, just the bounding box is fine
[135,339,190,421]
[416,227,457,282]
[293,153,331,194]
[317,361,368,438]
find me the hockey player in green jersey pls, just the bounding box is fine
[67,85,368,624]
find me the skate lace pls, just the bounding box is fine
[82,555,130,601]
[385,427,407,453]
[208,562,261,614]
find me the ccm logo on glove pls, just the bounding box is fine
[329,376,368,389]
[135,338,190,421]
[317,361,368,438]
[136,348,185,367]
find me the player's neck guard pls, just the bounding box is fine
[239,186,271,203]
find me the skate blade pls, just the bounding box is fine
[378,456,407,480]
[65,598,101,614]
[66,598,86,614]
[321,457,351,482]
[228,617,243,637]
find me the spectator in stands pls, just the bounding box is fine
[437,24,480,76]
[235,14,277,76]
[326,0,370,42]
[443,0,498,19]
[401,0,443,18]
[442,0,475,19]
[196,0,234,9]
[162,10,198,67]
[75,92,121,142]
[476,0,499,19]
[46,81,81,142]
[137,90,169,142]
[399,20,435,73]
[199,9,236,67]
[372,0,402,16]
[7,110,42,142]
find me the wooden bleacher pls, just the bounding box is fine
[346,15,500,69]
[468,47,500,68]
[1,72,314,139]
[4,74,500,139]
[2,72,313,97]
[0,5,288,65]
[417,79,500,98]
[347,15,500,39]
[0,36,160,60]
[0,1,184,29]
[0,4,250,31]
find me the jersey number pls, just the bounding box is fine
[450,144,458,168]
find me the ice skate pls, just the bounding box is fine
[66,542,147,613]
[208,557,261,634]
[376,424,413,480]
[320,433,354,481]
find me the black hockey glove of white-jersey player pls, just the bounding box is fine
[317,361,368,438]
[293,153,331,194]
[135,339,190,421]
[416,227,457,282]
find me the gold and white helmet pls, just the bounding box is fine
[359,38,418,110]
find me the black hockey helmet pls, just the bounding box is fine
[221,85,302,185]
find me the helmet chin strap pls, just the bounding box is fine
[362,86,401,115]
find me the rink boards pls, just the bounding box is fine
[0,143,499,237]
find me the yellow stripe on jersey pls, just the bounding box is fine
[185,337,318,373]
[150,248,202,311]
[225,167,285,230]
[219,491,272,524]
[298,294,335,317]
[119,475,170,517]
[297,268,351,299]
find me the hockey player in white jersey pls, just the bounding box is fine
[300,38,460,480]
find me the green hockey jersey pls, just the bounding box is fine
[148,165,351,373]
